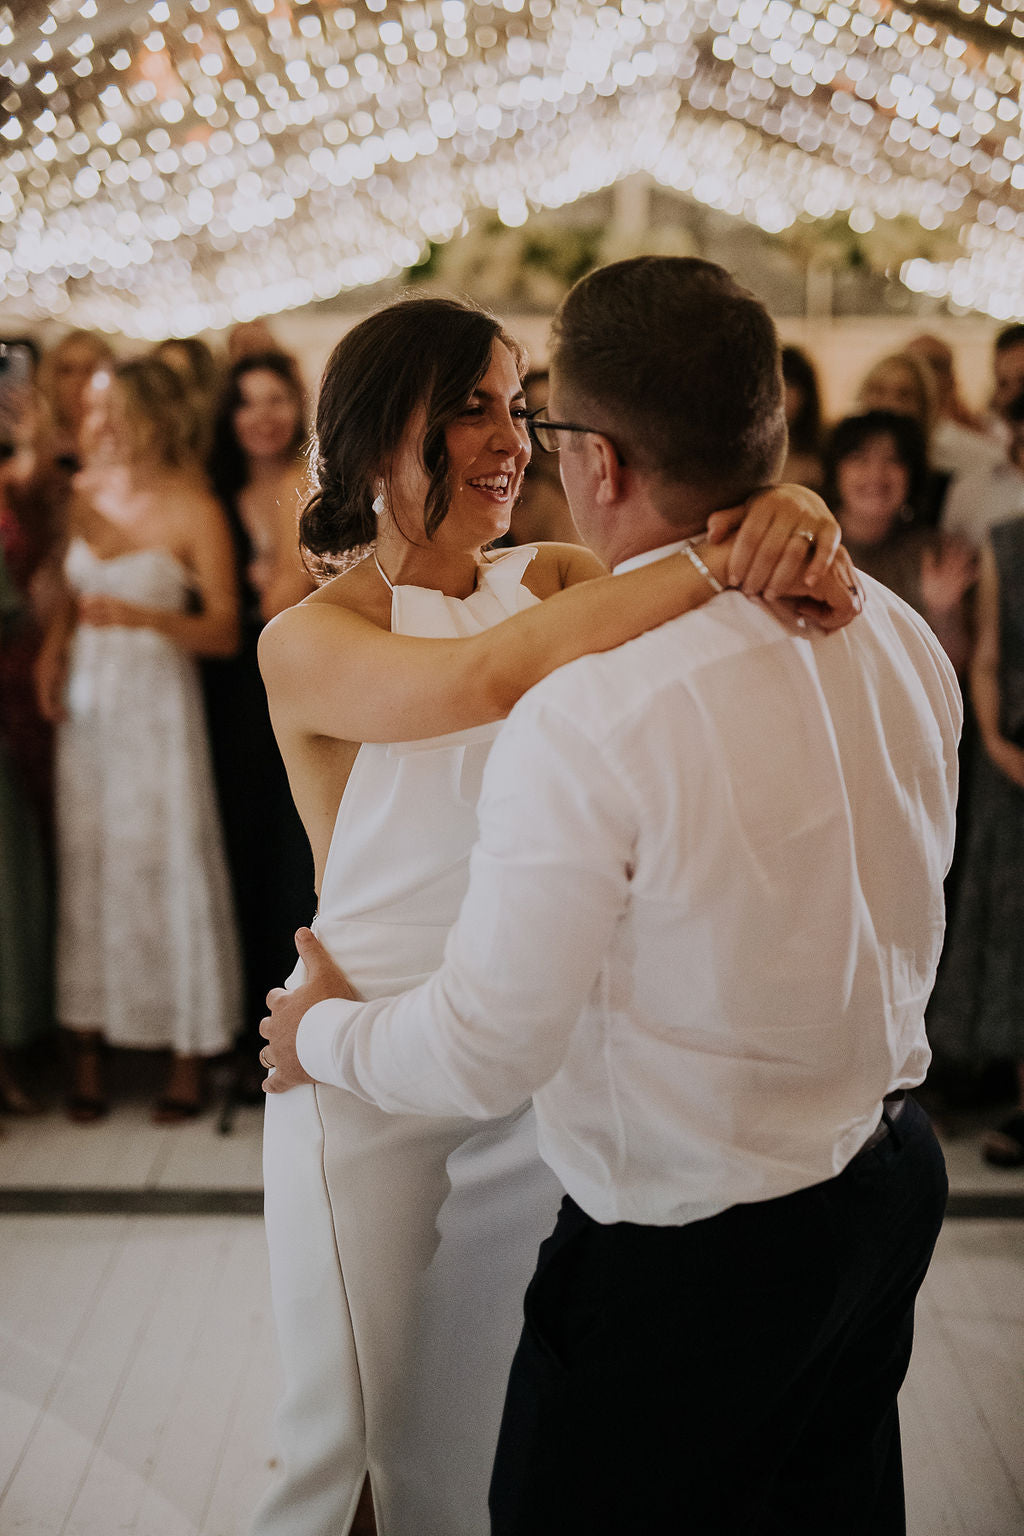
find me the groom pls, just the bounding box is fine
[262,257,960,1534]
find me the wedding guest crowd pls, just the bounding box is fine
[2,311,1023,1164]
[0,322,315,1125]
[788,327,1024,1164]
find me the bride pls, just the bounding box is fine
[253,295,852,1536]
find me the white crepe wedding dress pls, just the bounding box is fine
[255,545,563,1536]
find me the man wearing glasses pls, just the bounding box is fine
[263,257,960,1534]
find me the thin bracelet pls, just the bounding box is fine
[680,537,724,595]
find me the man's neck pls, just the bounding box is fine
[611,531,709,574]
[600,502,709,572]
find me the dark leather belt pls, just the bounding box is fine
[856,1090,908,1156]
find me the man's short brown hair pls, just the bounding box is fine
[550,257,786,511]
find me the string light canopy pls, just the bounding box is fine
[2,0,1024,337]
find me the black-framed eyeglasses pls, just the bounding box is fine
[527,412,624,464]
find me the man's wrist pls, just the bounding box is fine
[295,994,362,1086]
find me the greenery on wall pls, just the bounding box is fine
[404,201,964,314]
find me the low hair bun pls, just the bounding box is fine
[298,467,375,579]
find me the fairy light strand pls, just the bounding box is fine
[1,0,1024,333]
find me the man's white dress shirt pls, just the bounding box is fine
[298,551,962,1228]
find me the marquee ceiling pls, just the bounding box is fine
[3,0,1024,337]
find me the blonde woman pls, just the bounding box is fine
[37,328,114,475]
[36,358,241,1121]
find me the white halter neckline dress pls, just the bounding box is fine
[256,545,564,1536]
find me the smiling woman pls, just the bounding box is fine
[824,409,975,675]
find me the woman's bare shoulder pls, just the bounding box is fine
[524,540,606,595]
[302,555,380,610]
[269,554,388,633]
[258,558,394,701]
[161,474,228,527]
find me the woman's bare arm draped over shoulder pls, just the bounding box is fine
[260,487,857,747]
[261,546,716,744]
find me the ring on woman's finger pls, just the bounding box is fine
[793,529,816,545]
[259,1046,272,1069]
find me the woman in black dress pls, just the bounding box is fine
[207,352,316,1094]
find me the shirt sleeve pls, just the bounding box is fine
[295,684,638,1117]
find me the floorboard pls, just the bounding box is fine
[2,1216,1022,1534]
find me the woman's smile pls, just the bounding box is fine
[465,470,515,502]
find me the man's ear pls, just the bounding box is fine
[588,432,624,506]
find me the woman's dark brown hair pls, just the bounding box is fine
[781,345,823,457]
[300,297,523,568]
[210,350,307,508]
[823,410,930,527]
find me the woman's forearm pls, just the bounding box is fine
[41,585,76,651]
[973,652,1024,788]
[970,649,1003,748]
[142,605,240,658]
[34,588,76,721]
[969,543,1003,750]
[263,541,727,746]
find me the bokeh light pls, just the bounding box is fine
[3,0,1024,334]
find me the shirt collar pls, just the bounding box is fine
[613,535,707,576]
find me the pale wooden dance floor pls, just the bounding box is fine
[1,1103,1022,1535]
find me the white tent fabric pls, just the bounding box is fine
[2,0,1024,335]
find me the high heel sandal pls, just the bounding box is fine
[0,1056,44,1116]
[65,1034,109,1124]
[152,1055,204,1125]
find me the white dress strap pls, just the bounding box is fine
[373,550,395,592]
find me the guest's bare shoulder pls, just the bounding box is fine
[159,474,233,560]
[523,541,606,598]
